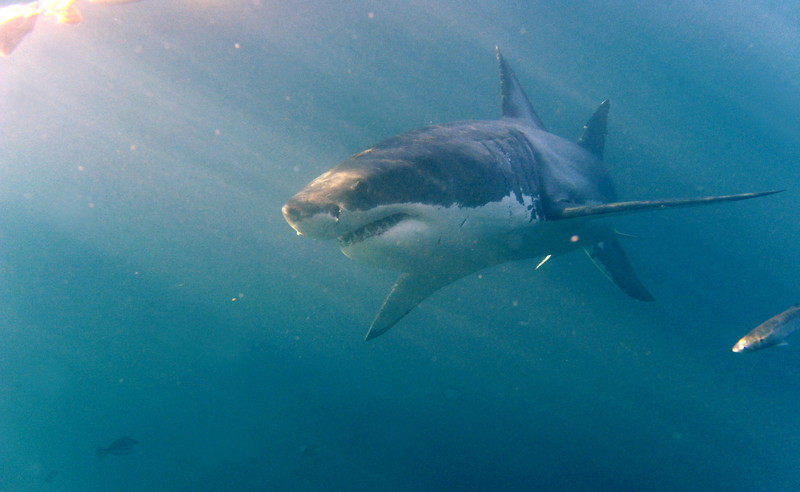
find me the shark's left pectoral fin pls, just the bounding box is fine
[365,273,461,341]
[584,238,655,302]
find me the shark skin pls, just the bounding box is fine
[282,48,780,341]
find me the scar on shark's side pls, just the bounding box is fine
[282,48,781,341]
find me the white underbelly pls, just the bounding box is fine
[339,196,599,275]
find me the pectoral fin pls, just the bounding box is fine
[365,273,461,341]
[585,238,654,302]
[552,190,782,220]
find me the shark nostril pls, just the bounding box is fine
[283,205,302,223]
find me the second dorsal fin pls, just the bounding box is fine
[577,100,610,160]
[496,47,546,130]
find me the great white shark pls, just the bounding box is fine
[282,49,779,341]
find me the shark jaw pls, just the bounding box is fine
[282,200,416,244]
[285,194,588,276]
[337,213,411,248]
[282,201,434,272]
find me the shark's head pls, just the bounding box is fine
[282,147,416,236]
[282,142,448,271]
[282,123,540,273]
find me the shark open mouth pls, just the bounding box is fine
[338,213,410,247]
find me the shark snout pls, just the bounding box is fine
[282,198,343,239]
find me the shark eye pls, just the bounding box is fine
[353,180,367,192]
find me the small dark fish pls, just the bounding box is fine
[96,437,138,456]
[299,443,320,457]
[732,305,800,353]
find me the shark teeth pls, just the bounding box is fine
[338,213,410,247]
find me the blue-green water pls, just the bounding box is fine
[1,1,799,490]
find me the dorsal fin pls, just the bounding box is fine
[496,47,546,130]
[577,100,610,160]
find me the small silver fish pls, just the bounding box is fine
[732,305,800,353]
[96,437,138,456]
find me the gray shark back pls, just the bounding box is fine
[323,119,615,220]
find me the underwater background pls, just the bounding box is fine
[1,1,799,490]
